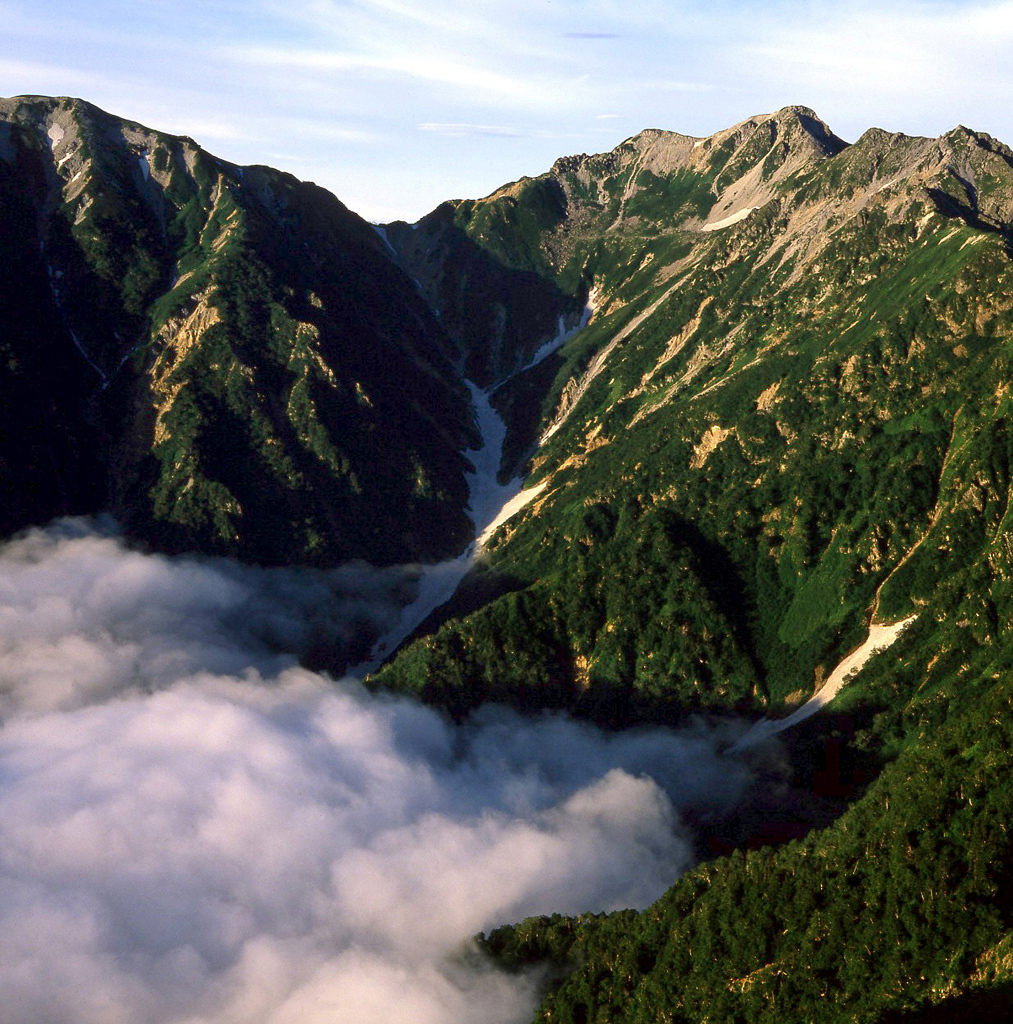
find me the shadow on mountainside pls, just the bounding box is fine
[692,700,894,861]
[926,182,1013,252]
[877,981,1013,1023]
[384,199,586,389]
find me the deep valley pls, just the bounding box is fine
[3,93,1013,1021]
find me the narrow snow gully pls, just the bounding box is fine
[493,286,598,391]
[350,385,543,675]
[351,294,599,675]
[351,296,596,676]
[730,615,917,752]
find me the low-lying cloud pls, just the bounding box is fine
[0,520,756,1024]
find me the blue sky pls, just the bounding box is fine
[2,0,1012,222]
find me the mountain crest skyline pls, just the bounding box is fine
[3,90,1013,1021]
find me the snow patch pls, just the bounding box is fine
[500,286,599,386]
[354,291,600,671]
[373,223,397,256]
[732,616,917,751]
[702,206,757,232]
[461,382,552,548]
[463,382,513,531]
[46,124,65,149]
[477,480,547,547]
[67,331,109,385]
[138,152,150,182]
[353,381,545,673]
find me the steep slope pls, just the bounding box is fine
[373,109,1013,1018]
[6,95,1013,1019]
[0,95,477,564]
[485,673,1013,1021]
[377,107,1013,719]
[385,107,844,384]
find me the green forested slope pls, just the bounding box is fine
[375,108,1013,1018]
[378,107,1013,719]
[5,94,1013,1019]
[0,95,476,564]
[484,667,1013,1022]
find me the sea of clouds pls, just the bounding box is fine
[0,519,759,1024]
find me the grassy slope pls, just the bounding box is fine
[376,115,1013,1018]
[379,115,1013,715]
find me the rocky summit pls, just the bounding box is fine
[4,94,1013,1020]
[382,105,1013,1021]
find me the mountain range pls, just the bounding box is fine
[4,94,1013,1020]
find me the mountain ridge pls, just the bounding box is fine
[4,94,1013,1021]
[369,103,1013,1017]
[0,93,478,566]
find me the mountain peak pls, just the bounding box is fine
[543,105,844,214]
[940,122,1013,161]
[5,92,1013,1024]
[698,104,847,159]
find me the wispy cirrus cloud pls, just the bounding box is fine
[417,122,521,137]
[4,0,1013,220]
[224,43,582,110]
[0,57,126,95]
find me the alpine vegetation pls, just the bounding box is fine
[0,521,753,1024]
[4,90,1013,1020]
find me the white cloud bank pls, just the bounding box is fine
[0,520,753,1024]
